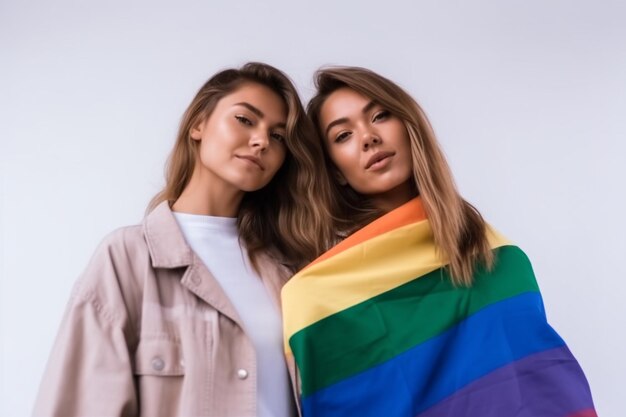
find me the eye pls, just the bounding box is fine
[334,131,352,143]
[235,115,253,126]
[372,110,390,122]
[270,132,286,143]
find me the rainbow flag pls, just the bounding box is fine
[282,198,596,417]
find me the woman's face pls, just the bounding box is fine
[319,87,414,211]
[191,82,288,193]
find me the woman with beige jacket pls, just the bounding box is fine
[32,62,334,417]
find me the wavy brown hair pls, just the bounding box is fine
[149,62,335,269]
[307,66,493,285]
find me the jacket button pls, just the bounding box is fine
[151,357,165,372]
[237,369,249,380]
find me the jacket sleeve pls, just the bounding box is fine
[32,232,140,417]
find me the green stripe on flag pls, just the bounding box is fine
[289,245,540,396]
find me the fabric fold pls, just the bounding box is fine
[282,197,595,416]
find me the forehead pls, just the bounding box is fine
[320,88,372,121]
[219,82,287,120]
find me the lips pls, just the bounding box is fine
[365,151,395,170]
[236,154,265,170]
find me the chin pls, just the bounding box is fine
[238,181,271,193]
[357,178,413,196]
[359,183,402,195]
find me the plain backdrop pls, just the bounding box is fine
[2,0,625,416]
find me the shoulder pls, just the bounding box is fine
[96,224,149,259]
[78,224,152,283]
[70,224,150,324]
[485,224,537,276]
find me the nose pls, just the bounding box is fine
[249,131,269,151]
[361,131,382,151]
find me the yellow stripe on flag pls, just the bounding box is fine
[282,221,509,354]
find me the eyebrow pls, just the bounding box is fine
[235,102,264,117]
[234,102,286,129]
[325,100,377,137]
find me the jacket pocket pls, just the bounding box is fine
[133,335,185,376]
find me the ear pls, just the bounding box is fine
[189,118,206,141]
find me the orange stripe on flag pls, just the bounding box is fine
[304,197,427,270]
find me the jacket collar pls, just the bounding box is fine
[143,201,245,325]
[142,200,292,322]
[143,201,194,268]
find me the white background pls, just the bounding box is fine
[2,0,625,415]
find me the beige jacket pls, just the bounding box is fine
[33,201,300,417]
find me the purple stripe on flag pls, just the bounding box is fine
[417,346,595,417]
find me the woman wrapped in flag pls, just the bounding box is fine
[281,66,596,417]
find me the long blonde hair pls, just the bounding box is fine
[307,66,493,285]
[150,62,335,269]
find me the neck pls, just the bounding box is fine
[172,169,244,217]
[369,181,417,214]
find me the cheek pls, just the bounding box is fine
[330,146,359,176]
[199,139,218,161]
[266,147,287,174]
[274,151,287,172]
[197,140,212,162]
[394,128,412,165]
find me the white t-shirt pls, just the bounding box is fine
[173,212,294,417]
